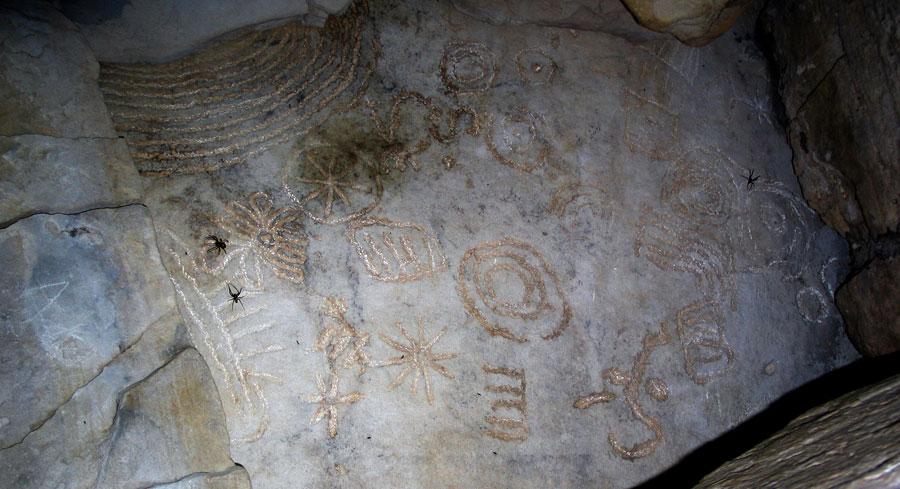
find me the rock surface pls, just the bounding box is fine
[94,348,238,488]
[0,206,174,450]
[93,2,859,487]
[0,0,869,488]
[59,0,352,63]
[621,0,754,46]
[759,0,900,242]
[694,372,900,488]
[836,257,900,357]
[0,3,143,226]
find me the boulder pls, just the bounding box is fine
[695,372,900,487]
[836,257,900,357]
[620,0,755,46]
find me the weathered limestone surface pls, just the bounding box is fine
[836,256,900,358]
[59,0,352,63]
[695,373,900,488]
[0,3,143,226]
[155,467,253,489]
[621,0,754,46]
[0,206,174,450]
[94,348,238,488]
[759,0,900,241]
[89,2,860,487]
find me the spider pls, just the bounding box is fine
[205,235,228,255]
[227,283,245,311]
[745,168,760,190]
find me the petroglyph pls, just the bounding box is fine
[100,3,378,175]
[484,105,553,173]
[621,88,682,161]
[675,299,734,385]
[440,40,498,95]
[634,209,737,310]
[574,322,671,460]
[366,90,481,172]
[550,183,616,236]
[482,365,529,442]
[458,237,572,343]
[346,217,447,282]
[316,296,372,372]
[283,145,383,224]
[376,318,457,405]
[211,192,309,286]
[163,232,285,443]
[301,370,364,438]
[303,297,371,438]
[516,48,557,86]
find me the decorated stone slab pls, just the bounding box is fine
[101,2,857,487]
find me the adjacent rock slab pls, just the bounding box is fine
[155,466,252,489]
[695,373,900,488]
[0,205,173,450]
[621,0,754,46]
[0,2,143,226]
[759,0,900,241]
[60,0,351,63]
[836,257,900,357]
[94,348,236,488]
[0,3,117,138]
[0,135,143,227]
[0,309,188,489]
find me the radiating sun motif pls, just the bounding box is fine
[283,145,382,225]
[301,370,364,438]
[378,317,457,405]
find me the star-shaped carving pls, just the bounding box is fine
[378,317,457,404]
[293,150,372,220]
[301,371,364,437]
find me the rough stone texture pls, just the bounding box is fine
[695,373,900,488]
[759,0,900,242]
[59,0,352,63]
[0,205,175,450]
[0,310,187,488]
[0,135,143,227]
[836,257,900,357]
[0,3,118,138]
[449,0,669,43]
[621,0,754,46]
[0,3,143,226]
[155,466,252,489]
[94,348,237,488]
[87,2,862,487]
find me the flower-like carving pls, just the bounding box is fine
[283,145,383,225]
[301,370,364,438]
[215,192,309,284]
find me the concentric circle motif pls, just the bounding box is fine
[439,40,498,95]
[516,47,557,86]
[282,145,383,225]
[484,105,552,172]
[457,237,571,342]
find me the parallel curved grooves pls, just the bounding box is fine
[99,3,376,176]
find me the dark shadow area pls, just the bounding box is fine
[634,350,900,488]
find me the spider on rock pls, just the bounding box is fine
[745,168,760,190]
[205,235,228,255]
[227,283,245,311]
